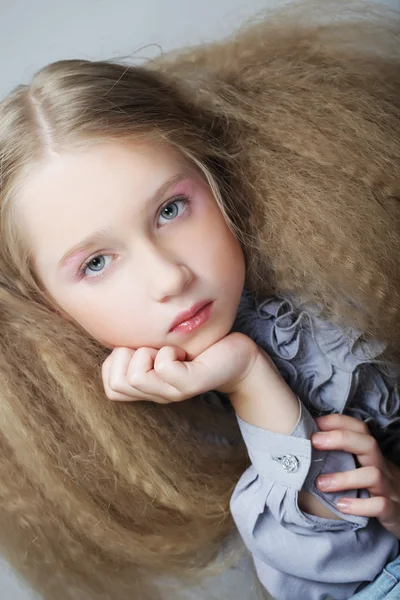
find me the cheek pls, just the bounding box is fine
[59,289,162,349]
[63,301,135,347]
[57,297,113,334]
[188,194,242,254]
[198,209,244,274]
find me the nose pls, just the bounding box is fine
[140,240,193,302]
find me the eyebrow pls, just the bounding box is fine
[57,172,187,269]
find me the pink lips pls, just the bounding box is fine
[169,300,213,334]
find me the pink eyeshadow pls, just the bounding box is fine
[168,177,195,198]
[60,175,196,272]
[63,250,87,269]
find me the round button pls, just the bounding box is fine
[273,454,299,473]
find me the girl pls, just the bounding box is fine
[0,1,399,599]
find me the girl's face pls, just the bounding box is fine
[18,142,245,358]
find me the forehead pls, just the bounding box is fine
[17,141,187,225]
[19,140,187,204]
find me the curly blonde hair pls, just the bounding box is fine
[0,1,399,598]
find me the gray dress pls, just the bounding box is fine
[229,289,400,600]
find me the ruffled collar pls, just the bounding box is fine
[232,290,400,448]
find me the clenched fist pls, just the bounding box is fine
[102,332,259,403]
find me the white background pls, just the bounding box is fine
[0,0,289,99]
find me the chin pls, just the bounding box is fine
[184,327,231,361]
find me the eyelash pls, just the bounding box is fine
[78,195,190,280]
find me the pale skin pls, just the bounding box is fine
[18,139,400,532]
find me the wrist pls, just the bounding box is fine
[214,333,260,395]
[229,346,280,398]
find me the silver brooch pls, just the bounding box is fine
[272,454,300,473]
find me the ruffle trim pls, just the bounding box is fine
[232,290,400,447]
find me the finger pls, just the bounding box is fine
[125,347,182,401]
[312,429,384,469]
[155,346,187,365]
[315,414,370,435]
[102,348,139,401]
[103,348,172,402]
[336,495,396,521]
[127,346,158,375]
[154,346,201,396]
[316,466,391,497]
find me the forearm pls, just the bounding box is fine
[229,349,341,520]
[229,350,300,434]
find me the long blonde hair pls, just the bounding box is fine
[0,1,399,598]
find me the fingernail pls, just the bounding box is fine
[312,433,329,446]
[317,476,333,489]
[337,499,352,511]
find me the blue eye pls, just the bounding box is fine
[78,196,189,281]
[79,254,112,279]
[158,196,188,225]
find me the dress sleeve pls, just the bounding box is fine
[230,399,399,600]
